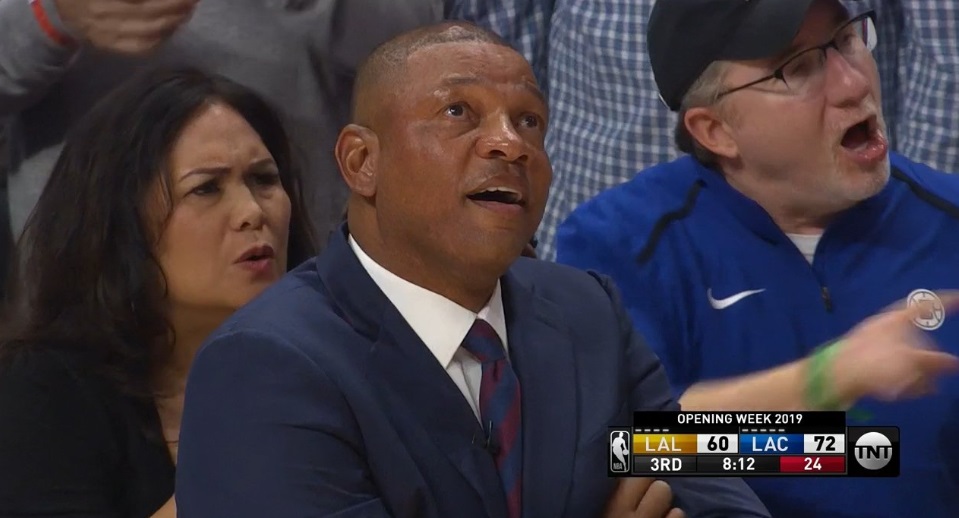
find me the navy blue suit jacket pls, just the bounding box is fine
[175,226,769,518]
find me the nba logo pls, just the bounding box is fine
[609,430,631,474]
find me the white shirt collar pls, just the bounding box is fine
[348,235,508,368]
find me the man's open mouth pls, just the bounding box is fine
[467,187,524,205]
[840,116,878,151]
[838,114,888,165]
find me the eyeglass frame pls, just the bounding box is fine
[714,10,878,101]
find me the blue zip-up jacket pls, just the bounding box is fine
[556,152,959,518]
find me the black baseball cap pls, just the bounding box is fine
[648,0,845,111]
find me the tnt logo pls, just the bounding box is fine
[847,427,899,477]
[854,432,893,470]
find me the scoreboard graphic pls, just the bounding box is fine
[608,411,899,477]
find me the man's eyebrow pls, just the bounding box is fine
[439,75,482,88]
[773,12,855,65]
[777,42,806,63]
[522,80,547,107]
[437,74,547,106]
[770,37,815,66]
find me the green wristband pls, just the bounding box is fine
[805,341,843,411]
[805,341,874,421]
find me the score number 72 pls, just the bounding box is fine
[805,433,845,454]
[814,435,836,451]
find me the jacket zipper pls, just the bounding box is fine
[820,285,833,313]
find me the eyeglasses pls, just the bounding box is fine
[715,11,878,100]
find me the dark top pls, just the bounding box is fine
[0,346,175,518]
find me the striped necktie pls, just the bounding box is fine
[461,319,523,518]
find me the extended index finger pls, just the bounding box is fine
[893,291,959,323]
[914,349,959,375]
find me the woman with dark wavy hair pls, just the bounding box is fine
[0,68,316,517]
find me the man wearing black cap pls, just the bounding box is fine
[556,0,959,516]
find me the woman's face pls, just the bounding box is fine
[150,102,291,317]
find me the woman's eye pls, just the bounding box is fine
[190,180,219,196]
[254,172,281,186]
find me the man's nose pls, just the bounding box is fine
[823,47,872,107]
[475,114,529,164]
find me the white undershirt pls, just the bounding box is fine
[786,233,822,264]
[348,235,508,422]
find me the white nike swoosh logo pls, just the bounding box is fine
[707,288,766,310]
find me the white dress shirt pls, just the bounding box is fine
[348,235,509,422]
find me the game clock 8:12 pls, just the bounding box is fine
[725,457,753,471]
[697,455,779,473]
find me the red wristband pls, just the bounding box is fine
[29,0,73,47]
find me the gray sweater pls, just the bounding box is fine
[0,0,442,247]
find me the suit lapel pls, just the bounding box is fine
[317,226,506,518]
[501,270,579,518]
[367,309,507,518]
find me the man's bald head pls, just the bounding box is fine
[335,23,550,313]
[351,21,516,126]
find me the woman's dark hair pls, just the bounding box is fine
[0,67,316,400]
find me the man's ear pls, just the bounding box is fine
[335,124,379,197]
[684,106,739,160]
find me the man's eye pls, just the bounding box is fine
[521,114,541,128]
[446,104,466,117]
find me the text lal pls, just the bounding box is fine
[646,437,684,451]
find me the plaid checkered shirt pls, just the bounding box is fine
[449,0,959,260]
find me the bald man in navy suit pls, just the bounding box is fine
[175,21,770,518]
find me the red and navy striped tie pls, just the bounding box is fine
[462,319,523,518]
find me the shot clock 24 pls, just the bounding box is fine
[608,411,899,477]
